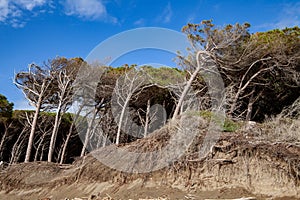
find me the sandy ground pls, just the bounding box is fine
[0,131,299,200]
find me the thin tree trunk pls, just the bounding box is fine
[172,51,204,119]
[57,143,63,163]
[48,73,71,162]
[40,143,46,161]
[116,96,131,145]
[246,102,253,121]
[59,123,74,164]
[34,130,47,162]
[229,58,272,116]
[163,101,166,125]
[144,99,151,137]
[0,122,13,159]
[246,92,257,121]
[102,134,107,147]
[60,103,84,164]
[48,102,62,162]
[80,109,98,157]
[24,87,44,162]
[10,128,26,164]
[15,133,28,163]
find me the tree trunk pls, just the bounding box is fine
[80,109,98,157]
[59,123,74,164]
[0,122,13,159]
[34,130,47,162]
[116,96,131,145]
[40,143,46,161]
[60,103,84,164]
[102,134,107,147]
[229,58,272,116]
[57,142,63,163]
[24,90,43,163]
[10,128,26,164]
[48,101,62,162]
[172,51,203,119]
[246,92,256,121]
[144,99,151,137]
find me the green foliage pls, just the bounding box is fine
[141,65,185,86]
[51,56,85,79]
[187,110,240,132]
[104,65,185,87]
[106,64,136,75]
[0,94,14,119]
[96,65,135,102]
[182,20,251,52]
[223,118,240,132]
[62,112,74,124]
[15,57,85,109]
[180,20,300,121]
[12,110,34,119]
[198,110,212,119]
[251,27,300,57]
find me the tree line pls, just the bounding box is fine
[0,20,299,164]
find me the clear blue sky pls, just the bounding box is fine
[0,0,299,110]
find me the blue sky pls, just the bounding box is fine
[0,0,299,110]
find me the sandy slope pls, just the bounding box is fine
[0,129,299,199]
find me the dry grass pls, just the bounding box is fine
[260,117,300,143]
[259,97,300,143]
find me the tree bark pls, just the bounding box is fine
[80,109,98,157]
[59,123,74,164]
[48,101,62,162]
[0,122,13,159]
[116,95,131,145]
[34,130,47,162]
[229,57,272,116]
[10,128,27,164]
[24,83,44,163]
[60,102,84,164]
[172,51,204,119]
[143,99,151,137]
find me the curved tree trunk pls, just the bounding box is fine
[172,51,204,119]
